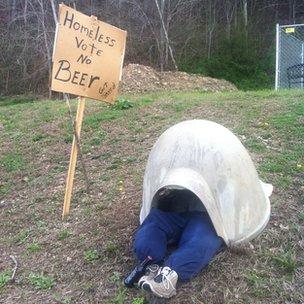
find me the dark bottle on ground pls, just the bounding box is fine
[124,256,153,287]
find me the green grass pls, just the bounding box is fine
[89,131,107,146]
[244,268,294,299]
[1,153,25,172]
[14,228,31,245]
[105,241,120,256]
[108,285,127,304]
[112,98,134,110]
[0,183,11,196]
[275,175,293,190]
[0,270,12,289]
[245,270,272,298]
[53,293,72,304]
[84,249,100,262]
[244,138,267,153]
[0,95,37,107]
[164,102,192,113]
[131,298,145,304]
[271,250,297,274]
[107,158,123,170]
[28,272,55,290]
[27,242,41,253]
[84,111,122,129]
[32,133,50,142]
[260,149,303,174]
[58,229,71,241]
[108,272,127,304]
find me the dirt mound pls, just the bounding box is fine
[120,64,237,93]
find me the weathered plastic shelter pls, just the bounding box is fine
[140,120,272,245]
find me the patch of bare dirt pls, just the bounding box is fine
[120,64,237,93]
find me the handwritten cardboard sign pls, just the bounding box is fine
[51,4,127,103]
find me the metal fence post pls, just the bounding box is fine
[301,43,304,89]
[275,23,280,90]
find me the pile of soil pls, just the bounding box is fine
[120,64,237,93]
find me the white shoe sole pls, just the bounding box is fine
[142,282,176,298]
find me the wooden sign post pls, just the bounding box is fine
[62,96,85,219]
[51,4,127,219]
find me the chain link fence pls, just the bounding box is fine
[275,24,304,90]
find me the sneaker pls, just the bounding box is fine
[138,264,160,288]
[141,266,178,298]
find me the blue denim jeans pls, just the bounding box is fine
[134,208,224,282]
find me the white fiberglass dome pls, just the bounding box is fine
[140,120,272,245]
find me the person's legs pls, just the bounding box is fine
[140,212,224,298]
[134,221,167,263]
[164,212,224,282]
[134,208,187,263]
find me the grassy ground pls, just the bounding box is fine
[0,90,303,304]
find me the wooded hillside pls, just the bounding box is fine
[1,0,304,94]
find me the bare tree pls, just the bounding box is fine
[224,0,237,40]
[242,0,248,39]
[204,0,218,58]
[154,0,178,71]
[1,0,303,95]
[50,0,58,25]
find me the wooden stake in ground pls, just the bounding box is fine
[62,97,86,219]
[64,94,90,193]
